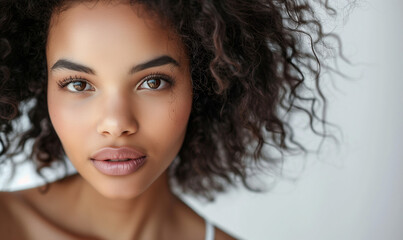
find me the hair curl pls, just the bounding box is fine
[0,0,342,200]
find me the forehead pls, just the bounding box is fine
[46,2,186,69]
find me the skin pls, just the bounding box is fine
[47,2,192,201]
[0,2,235,240]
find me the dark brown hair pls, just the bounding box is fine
[0,0,343,200]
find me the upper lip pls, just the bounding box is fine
[90,147,146,161]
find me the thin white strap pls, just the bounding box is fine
[205,220,215,240]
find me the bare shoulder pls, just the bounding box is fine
[0,191,19,220]
[0,191,28,239]
[0,181,74,240]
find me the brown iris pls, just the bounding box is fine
[146,79,161,89]
[72,81,86,91]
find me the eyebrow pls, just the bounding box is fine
[51,55,180,75]
[129,55,180,74]
[51,59,95,74]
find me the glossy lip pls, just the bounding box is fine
[90,147,147,176]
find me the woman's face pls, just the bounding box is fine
[46,2,192,199]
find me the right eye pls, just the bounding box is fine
[57,77,95,93]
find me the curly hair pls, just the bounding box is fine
[0,0,341,200]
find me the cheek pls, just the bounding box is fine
[47,89,92,155]
[138,90,192,157]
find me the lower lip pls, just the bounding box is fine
[91,157,146,176]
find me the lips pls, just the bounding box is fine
[90,147,146,161]
[90,147,147,176]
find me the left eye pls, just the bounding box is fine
[138,77,170,90]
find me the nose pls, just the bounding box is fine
[96,94,138,137]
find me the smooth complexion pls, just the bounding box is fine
[42,2,204,240]
[47,2,193,201]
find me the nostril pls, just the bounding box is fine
[96,117,138,137]
[100,130,134,137]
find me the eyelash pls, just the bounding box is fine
[56,72,174,92]
[57,75,90,89]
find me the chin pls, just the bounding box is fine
[101,191,139,200]
[97,184,145,200]
[90,177,151,200]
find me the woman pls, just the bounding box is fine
[0,0,339,239]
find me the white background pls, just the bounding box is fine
[1,0,402,239]
[189,1,403,239]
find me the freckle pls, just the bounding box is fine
[169,108,175,120]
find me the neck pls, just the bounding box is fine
[71,171,178,240]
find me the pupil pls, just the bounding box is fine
[73,82,86,91]
[147,79,160,89]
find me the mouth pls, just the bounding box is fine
[91,156,147,176]
[103,157,146,162]
[89,147,147,176]
[104,158,134,162]
[90,147,146,161]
